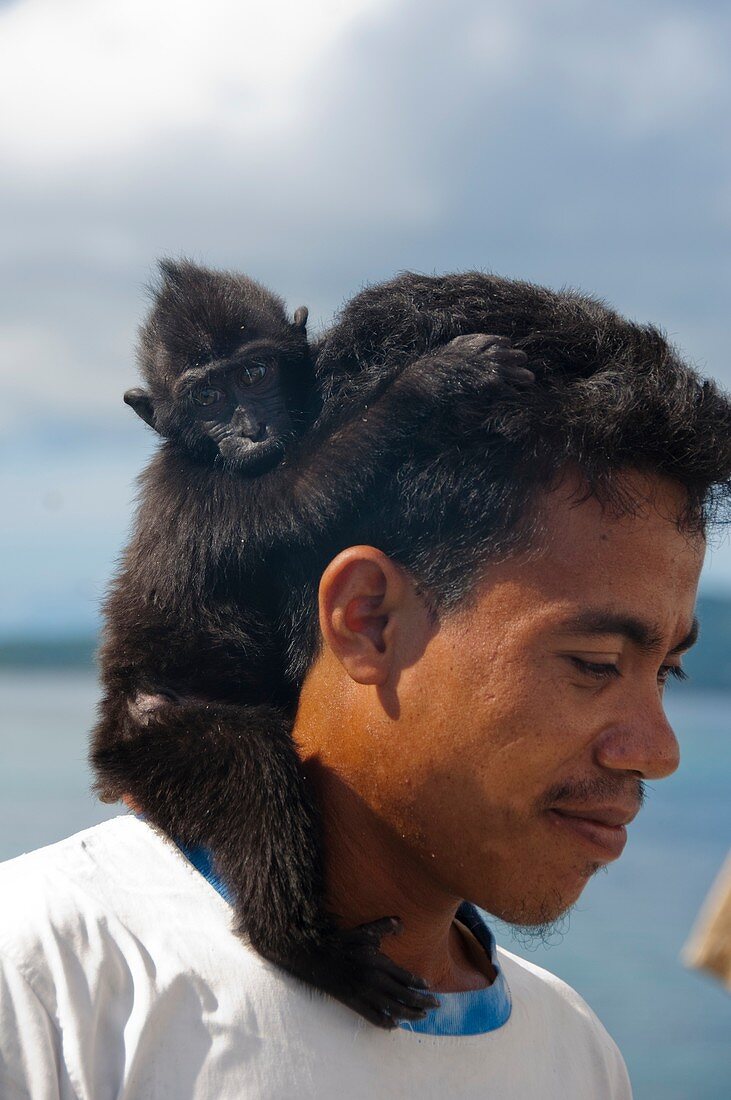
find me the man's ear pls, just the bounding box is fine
[318,547,419,687]
[124,388,158,431]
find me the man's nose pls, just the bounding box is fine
[594,694,680,780]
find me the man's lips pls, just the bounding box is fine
[546,804,639,860]
[553,805,639,828]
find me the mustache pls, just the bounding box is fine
[539,775,647,814]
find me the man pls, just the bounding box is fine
[1,275,729,1098]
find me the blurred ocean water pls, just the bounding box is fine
[0,670,729,1099]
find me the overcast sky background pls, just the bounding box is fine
[2,0,730,635]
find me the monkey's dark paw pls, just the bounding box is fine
[310,917,440,1030]
[444,333,535,388]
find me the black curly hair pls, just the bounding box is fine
[281,271,731,685]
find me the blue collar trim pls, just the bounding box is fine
[174,836,512,1037]
[177,839,235,905]
[402,901,512,1036]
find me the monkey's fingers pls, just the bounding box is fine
[353,1002,400,1030]
[346,955,440,1029]
[372,969,441,1015]
[446,334,512,354]
[484,348,530,369]
[339,917,437,997]
[365,954,439,1005]
[492,361,536,387]
[441,333,535,387]
[345,915,404,946]
[313,917,440,1027]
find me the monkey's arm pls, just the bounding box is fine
[290,333,534,523]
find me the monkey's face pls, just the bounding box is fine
[176,350,296,472]
[126,344,305,473]
[127,260,315,471]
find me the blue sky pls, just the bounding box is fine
[1,0,730,634]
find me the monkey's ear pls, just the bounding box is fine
[124,388,158,430]
[293,306,309,332]
[158,258,185,286]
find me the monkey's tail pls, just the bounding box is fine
[90,694,439,1027]
[90,695,326,945]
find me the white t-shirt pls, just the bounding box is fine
[0,816,632,1099]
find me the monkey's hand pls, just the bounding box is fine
[316,330,535,447]
[282,916,440,1030]
[434,333,535,388]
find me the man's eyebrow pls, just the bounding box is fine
[669,616,700,654]
[556,610,699,656]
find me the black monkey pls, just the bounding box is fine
[91,260,534,1028]
[123,259,315,474]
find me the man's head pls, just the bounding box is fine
[293,467,703,929]
[284,273,731,930]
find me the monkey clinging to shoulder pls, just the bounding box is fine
[92,259,535,1027]
[89,259,439,1030]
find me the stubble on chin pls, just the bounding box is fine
[487,860,606,948]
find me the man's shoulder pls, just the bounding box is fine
[0,815,131,910]
[496,942,594,1009]
[496,941,611,1029]
[1,819,122,933]
[495,942,629,1087]
[1,814,131,873]
[0,817,205,980]
[0,815,147,905]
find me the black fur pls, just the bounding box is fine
[285,271,731,684]
[91,261,534,1028]
[93,263,731,1028]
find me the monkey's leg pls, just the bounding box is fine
[90,696,438,1029]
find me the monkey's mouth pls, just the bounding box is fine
[217,435,285,474]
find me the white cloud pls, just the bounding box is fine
[3,0,727,185]
[0,0,385,170]
[0,0,728,432]
[1,0,730,626]
[463,0,728,137]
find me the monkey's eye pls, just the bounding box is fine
[193,385,224,406]
[240,364,267,386]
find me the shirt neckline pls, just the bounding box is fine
[173,836,512,1037]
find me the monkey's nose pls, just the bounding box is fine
[233,410,268,442]
[241,422,267,443]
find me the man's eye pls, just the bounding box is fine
[240,364,267,386]
[570,657,619,680]
[658,664,689,685]
[193,386,224,406]
[569,657,689,686]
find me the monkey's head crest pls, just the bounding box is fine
[124,260,316,475]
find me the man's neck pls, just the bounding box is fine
[305,761,496,992]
